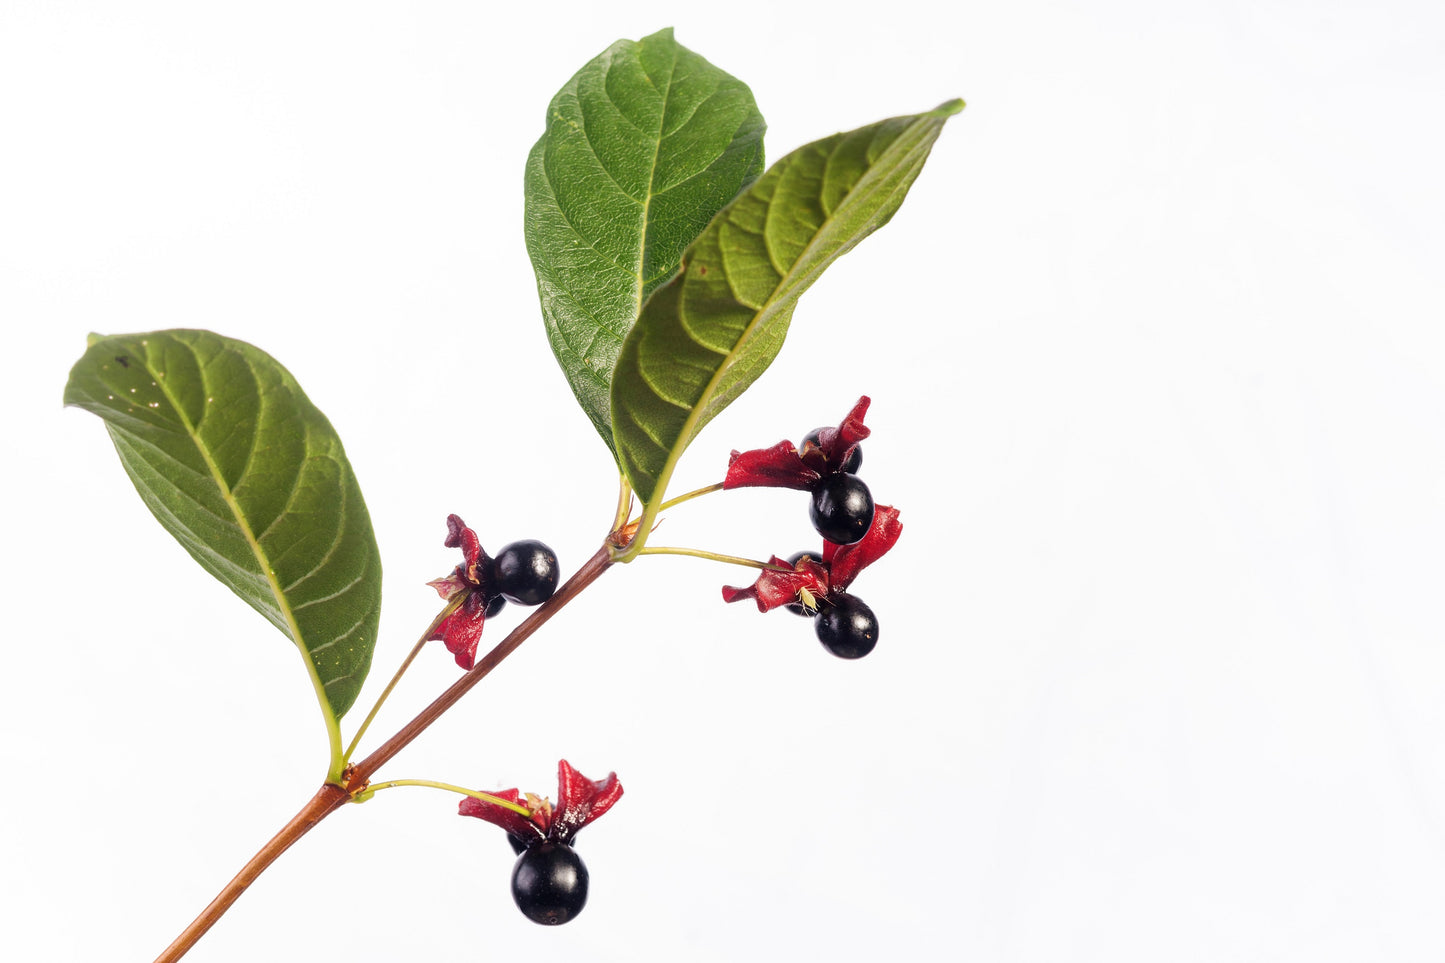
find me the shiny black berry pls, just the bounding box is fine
[784,550,824,617]
[814,593,879,659]
[802,427,862,473]
[511,841,588,925]
[809,473,874,545]
[492,540,559,606]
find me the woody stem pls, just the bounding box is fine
[153,542,616,963]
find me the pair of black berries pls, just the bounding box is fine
[797,431,879,660]
[482,540,561,616]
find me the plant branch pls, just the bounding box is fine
[154,541,616,962]
[152,783,350,963]
[348,541,613,786]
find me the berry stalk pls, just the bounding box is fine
[342,593,466,763]
[636,545,789,570]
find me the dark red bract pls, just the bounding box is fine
[722,505,902,613]
[458,759,623,849]
[425,514,496,670]
[723,396,872,491]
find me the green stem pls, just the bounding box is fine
[341,594,464,765]
[611,474,634,534]
[636,545,788,571]
[656,481,724,512]
[613,481,727,562]
[613,499,660,563]
[358,779,533,816]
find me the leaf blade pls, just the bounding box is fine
[63,330,382,755]
[610,100,964,507]
[525,27,766,458]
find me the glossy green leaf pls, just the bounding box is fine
[611,100,964,508]
[525,27,766,459]
[63,330,382,761]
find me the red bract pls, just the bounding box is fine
[721,554,830,613]
[825,504,903,590]
[722,505,902,613]
[425,514,495,670]
[458,759,623,848]
[723,396,871,490]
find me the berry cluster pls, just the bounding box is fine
[458,760,622,925]
[722,397,902,659]
[426,515,560,669]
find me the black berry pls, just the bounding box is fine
[814,593,879,659]
[802,427,862,474]
[492,540,560,605]
[809,473,874,545]
[484,593,507,618]
[511,841,588,925]
[784,550,824,617]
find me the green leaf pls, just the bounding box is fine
[610,100,965,509]
[525,27,766,459]
[63,330,382,767]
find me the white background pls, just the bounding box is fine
[3,1,1443,960]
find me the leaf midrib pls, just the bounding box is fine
[633,43,681,323]
[139,343,343,746]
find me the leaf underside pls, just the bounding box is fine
[525,27,766,460]
[63,330,382,726]
[611,99,965,506]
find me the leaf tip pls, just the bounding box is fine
[641,25,676,45]
[932,98,966,118]
[85,332,106,348]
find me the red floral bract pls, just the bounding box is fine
[721,554,829,612]
[723,396,872,491]
[458,759,623,848]
[722,505,902,613]
[425,514,496,670]
[824,502,903,589]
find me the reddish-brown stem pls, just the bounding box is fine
[152,783,350,963]
[153,543,615,963]
[349,543,614,785]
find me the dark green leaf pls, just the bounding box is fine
[610,100,965,507]
[63,330,382,753]
[525,27,766,459]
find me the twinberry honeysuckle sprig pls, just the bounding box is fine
[62,20,962,959]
